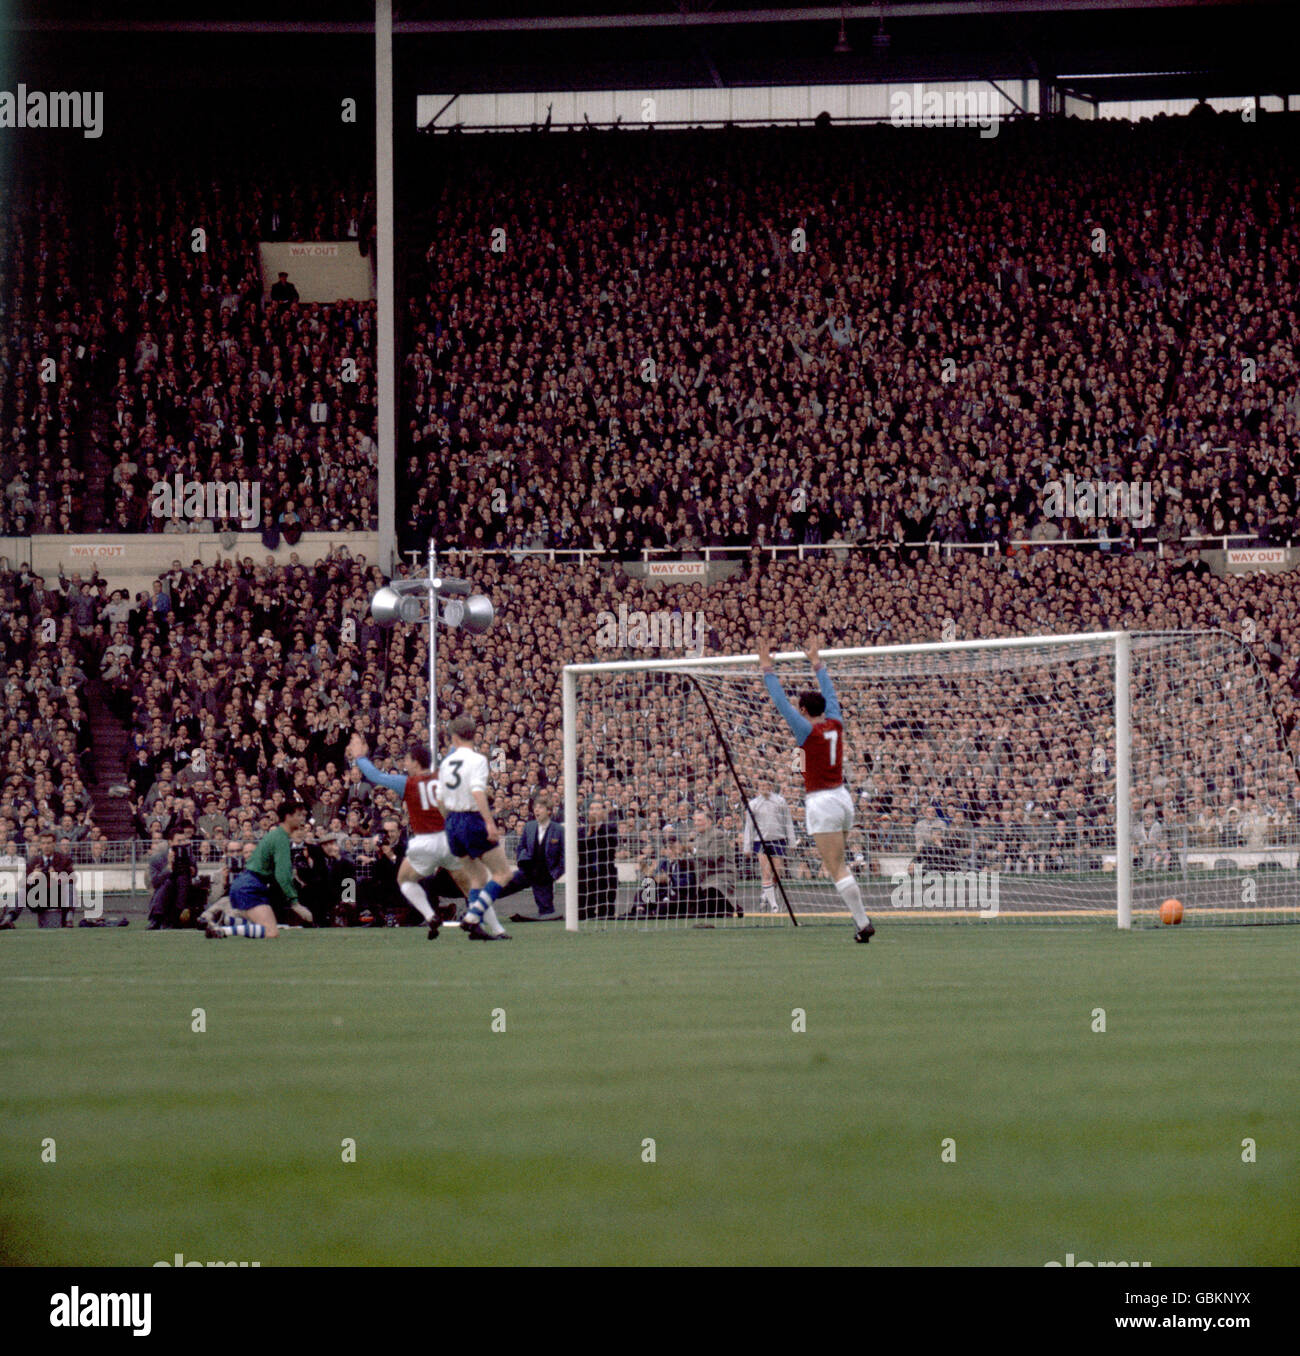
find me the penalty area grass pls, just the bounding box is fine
[0,923,1296,1266]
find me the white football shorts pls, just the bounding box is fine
[405,831,466,877]
[805,785,855,836]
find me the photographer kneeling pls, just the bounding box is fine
[298,829,357,927]
[147,824,207,929]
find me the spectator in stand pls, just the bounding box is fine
[2,156,374,539]
[270,271,300,304]
[1134,803,1171,872]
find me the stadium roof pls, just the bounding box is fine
[4,1,1292,107]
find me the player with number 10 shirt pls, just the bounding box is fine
[346,731,471,939]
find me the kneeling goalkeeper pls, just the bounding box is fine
[205,800,308,939]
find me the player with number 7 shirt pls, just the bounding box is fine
[757,635,874,943]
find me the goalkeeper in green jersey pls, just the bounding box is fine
[205,801,308,939]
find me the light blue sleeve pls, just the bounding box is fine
[816,666,841,722]
[356,756,407,795]
[764,671,812,745]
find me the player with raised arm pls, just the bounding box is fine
[758,636,874,942]
[205,800,307,939]
[742,774,797,913]
[437,713,515,941]
[345,731,472,939]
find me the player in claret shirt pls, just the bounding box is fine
[758,635,874,943]
[346,732,472,939]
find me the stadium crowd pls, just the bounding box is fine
[401,116,1300,556]
[0,563,107,859]
[3,114,1300,919]
[3,542,1282,871]
[0,152,376,539]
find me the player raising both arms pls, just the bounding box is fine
[757,636,874,943]
[437,713,515,941]
[345,732,472,940]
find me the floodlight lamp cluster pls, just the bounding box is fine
[370,576,494,634]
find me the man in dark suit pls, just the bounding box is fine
[28,832,77,928]
[501,793,565,921]
[577,797,619,920]
[269,271,299,304]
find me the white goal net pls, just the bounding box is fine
[561,631,1300,930]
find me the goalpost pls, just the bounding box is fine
[561,631,1300,931]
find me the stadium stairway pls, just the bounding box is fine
[82,406,112,531]
[85,680,135,839]
[82,440,109,530]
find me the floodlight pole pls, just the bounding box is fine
[428,538,437,763]
[376,0,396,569]
[370,553,493,763]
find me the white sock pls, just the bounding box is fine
[834,874,869,930]
[761,884,777,912]
[222,919,266,938]
[479,903,506,937]
[400,880,435,923]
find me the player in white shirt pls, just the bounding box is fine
[437,713,516,939]
[742,775,797,913]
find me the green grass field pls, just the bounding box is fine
[1,923,1297,1267]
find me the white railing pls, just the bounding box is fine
[429,534,1289,567]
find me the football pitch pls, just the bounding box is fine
[1,924,1296,1268]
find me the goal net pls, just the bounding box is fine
[561,631,1300,930]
